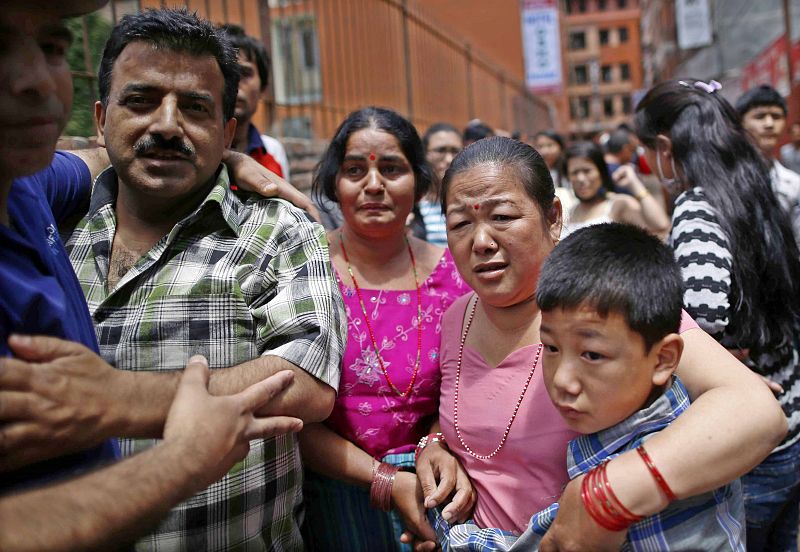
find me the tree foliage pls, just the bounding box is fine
[65,13,112,137]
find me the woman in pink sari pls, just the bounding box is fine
[300,107,471,551]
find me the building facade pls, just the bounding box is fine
[558,0,644,137]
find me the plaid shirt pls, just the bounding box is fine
[432,376,746,552]
[66,164,345,551]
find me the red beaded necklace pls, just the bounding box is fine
[453,294,543,460]
[340,233,423,399]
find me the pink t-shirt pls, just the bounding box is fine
[326,249,469,459]
[438,295,699,534]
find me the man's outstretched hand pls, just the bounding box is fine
[163,355,303,489]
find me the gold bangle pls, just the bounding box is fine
[634,189,650,201]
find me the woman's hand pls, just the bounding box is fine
[538,475,627,552]
[416,442,476,523]
[391,471,437,549]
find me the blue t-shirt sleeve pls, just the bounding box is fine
[39,151,93,223]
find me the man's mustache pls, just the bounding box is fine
[134,135,195,159]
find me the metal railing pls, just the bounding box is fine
[68,0,553,141]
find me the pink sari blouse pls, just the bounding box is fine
[326,249,470,459]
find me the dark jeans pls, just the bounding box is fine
[742,437,800,552]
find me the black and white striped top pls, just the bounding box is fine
[670,187,800,451]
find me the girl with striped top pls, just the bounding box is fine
[635,79,800,552]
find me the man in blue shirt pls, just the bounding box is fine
[0,2,303,549]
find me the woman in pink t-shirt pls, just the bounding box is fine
[415,136,786,549]
[299,107,470,551]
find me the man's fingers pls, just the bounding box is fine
[244,415,303,440]
[237,370,294,412]
[0,358,35,391]
[7,334,86,362]
[0,421,41,457]
[0,391,36,421]
[177,355,210,392]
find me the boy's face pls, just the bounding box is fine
[540,305,680,434]
[742,105,786,157]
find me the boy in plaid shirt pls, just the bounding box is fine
[432,223,745,551]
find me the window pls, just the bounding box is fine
[599,28,610,45]
[566,0,587,13]
[577,0,588,12]
[603,97,615,117]
[620,63,631,81]
[622,95,632,114]
[571,96,591,120]
[597,0,607,9]
[617,0,628,7]
[271,15,322,106]
[619,26,629,42]
[573,64,588,84]
[601,64,613,83]
[568,31,586,50]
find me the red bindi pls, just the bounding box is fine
[369,152,376,161]
[473,203,480,210]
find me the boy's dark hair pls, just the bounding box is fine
[98,8,239,121]
[735,84,787,117]
[537,223,684,350]
[219,23,271,91]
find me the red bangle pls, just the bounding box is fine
[636,445,677,502]
[369,462,399,512]
[580,462,642,532]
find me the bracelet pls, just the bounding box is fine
[369,462,399,512]
[580,461,642,532]
[634,189,650,201]
[636,445,677,502]
[415,432,446,462]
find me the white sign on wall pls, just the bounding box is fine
[676,0,713,50]
[521,0,563,93]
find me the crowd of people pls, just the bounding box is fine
[2,2,799,552]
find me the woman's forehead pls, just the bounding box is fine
[447,164,535,204]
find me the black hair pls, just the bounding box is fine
[312,106,433,203]
[98,8,239,121]
[537,223,683,351]
[441,136,554,214]
[562,141,613,196]
[463,121,494,144]
[605,128,631,154]
[735,84,788,117]
[423,122,460,150]
[219,23,271,91]
[534,130,565,150]
[635,79,800,351]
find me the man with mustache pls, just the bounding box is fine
[54,8,346,550]
[0,1,304,550]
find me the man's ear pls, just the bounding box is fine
[651,333,683,387]
[94,101,107,147]
[224,118,237,150]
